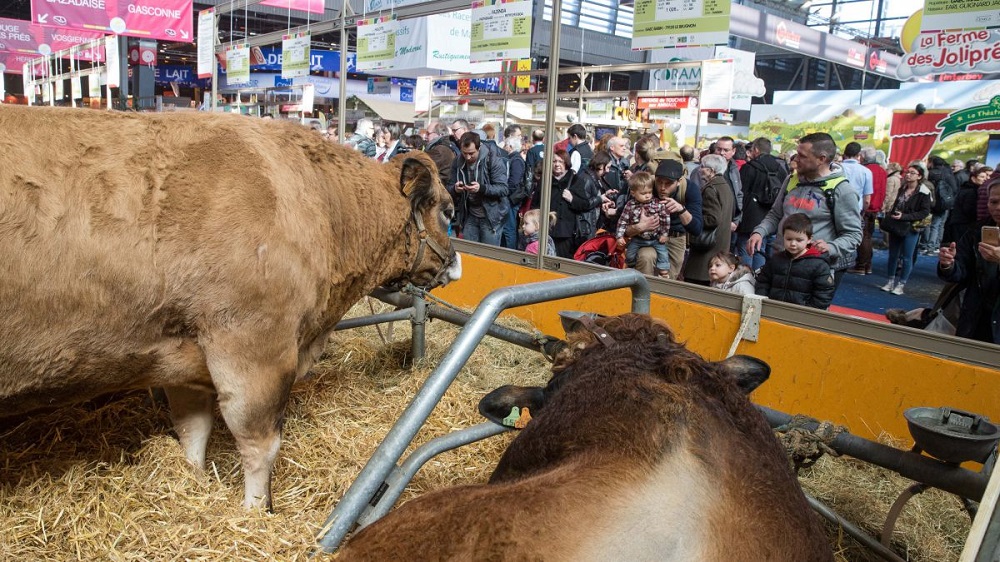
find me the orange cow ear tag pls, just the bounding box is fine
[502,406,521,427]
[514,407,532,429]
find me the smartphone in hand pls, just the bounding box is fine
[984,225,1000,246]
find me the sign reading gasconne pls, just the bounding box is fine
[631,0,731,50]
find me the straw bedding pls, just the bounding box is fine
[0,299,970,560]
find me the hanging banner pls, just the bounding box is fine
[226,42,250,85]
[0,53,38,74]
[699,58,734,111]
[54,78,63,100]
[105,35,119,88]
[197,9,214,78]
[470,0,532,63]
[281,31,311,78]
[301,82,315,113]
[921,2,1000,33]
[71,75,82,99]
[356,15,397,71]
[0,71,4,99]
[631,0,731,50]
[0,17,105,57]
[897,29,1000,80]
[260,0,325,14]
[30,0,193,43]
[89,70,102,96]
[714,46,765,111]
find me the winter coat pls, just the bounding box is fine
[927,164,959,215]
[752,165,862,271]
[571,168,607,244]
[685,174,735,283]
[448,146,510,230]
[880,183,933,238]
[533,171,578,241]
[938,218,1000,344]
[724,160,744,226]
[738,154,787,234]
[520,232,557,256]
[755,246,836,309]
[943,180,981,245]
[712,265,756,296]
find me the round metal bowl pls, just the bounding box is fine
[904,407,1000,464]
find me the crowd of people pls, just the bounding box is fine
[328,116,1000,345]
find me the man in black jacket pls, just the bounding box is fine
[737,137,787,270]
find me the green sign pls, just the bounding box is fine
[282,31,311,78]
[938,96,1000,141]
[357,15,397,71]
[632,0,731,50]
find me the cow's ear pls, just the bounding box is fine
[479,385,545,429]
[716,355,770,394]
[398,154,433,198]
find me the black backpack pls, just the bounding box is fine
[932,175,957,213]
[754,160,784,207]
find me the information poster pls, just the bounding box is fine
[357,15,397,71]
[105,35,119,88]
[281,31,311,78]
[71,75,81,99]
[921,0,1000,33]
[699,58,734,111]
[226,42,250,85]
[470,0,532,63]
[89,70,102,97]
[631,0,731,50]
[197,9,215,78]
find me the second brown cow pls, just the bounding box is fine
[338,314,831,560]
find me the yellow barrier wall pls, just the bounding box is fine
[437,255,1000,443]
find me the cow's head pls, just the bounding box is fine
[390,151,461,289]
[479,313,770,426]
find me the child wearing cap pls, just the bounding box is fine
[615,171,672,277]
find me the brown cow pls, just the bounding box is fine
[0,105,460,509]
[338,314,831,560]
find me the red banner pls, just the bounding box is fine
[0,17,105,57]
[637,96,691,110]
[30,0,193,43]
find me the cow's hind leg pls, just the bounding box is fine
[165,386,216,470]
[205,344,297,510]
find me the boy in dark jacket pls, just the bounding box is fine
[755,213,836,309]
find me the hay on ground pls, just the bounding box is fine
[0,299,971,560]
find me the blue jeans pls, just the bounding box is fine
[887,229,920,284]
[627,237,670,271]
[735,232,769,271]
[462,215,503,246]
[500,206,519,250]
[920,211,948,251]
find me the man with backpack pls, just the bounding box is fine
[567,124,593,173]
[449,132,509,246]
[921,155,959,255]
[737,137,787,270]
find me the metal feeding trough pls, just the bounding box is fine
[904,407,1000,464]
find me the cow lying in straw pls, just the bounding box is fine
[0,105,461,509]
[338,313,831,560]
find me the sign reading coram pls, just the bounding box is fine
[897,29,1000,80]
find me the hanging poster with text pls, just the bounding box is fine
[71,75,82,99]
[89,69,102,97]
[715,46,765,111]
[699,58,734,111]
[282,31,311,78]
[357,15,397,71]
[226,42,250,85]
[470,0,532,63]
[197,9,215,78]
[105,35,119,88]
[896,29,1000,80]
[31,0,193,43]
[921,1,1000,33]
[631,0,731,50]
